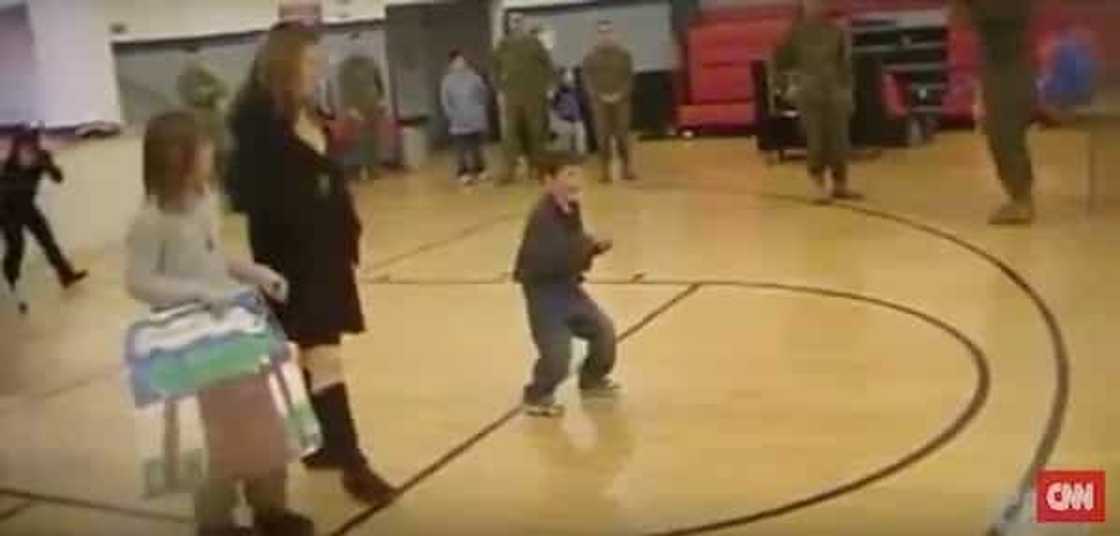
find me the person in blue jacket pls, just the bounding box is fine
[1039,26,1097,122]
[441,50,490,185]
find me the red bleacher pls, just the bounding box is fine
[677,6,796,130]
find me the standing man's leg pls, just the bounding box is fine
[591,101,612,183]
[568,288,618,393]
[501,100,526,184]
[366,110,382,180]
[523,286,574,415]
[524,95,551,180]
[828,101,859,199]
[616,99,636,181]
[984,74,1036,225]
[799,101,831,203]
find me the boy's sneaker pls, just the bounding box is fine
[523,398,565,418]
[579,378,622,398]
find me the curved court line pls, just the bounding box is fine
[633,183,1068,532]
[326,283,702,536]
[827,201,1069,535]
[630,281,990,536]
[0,487,190,525]
[340,278,990,536]
[0,500,35,524]
[342,184,1066,534]
[0,183,1064,535]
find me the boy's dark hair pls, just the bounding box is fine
[536,151,583,178]
[448,49,463,62]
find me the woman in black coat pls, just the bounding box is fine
[228,21,395,506]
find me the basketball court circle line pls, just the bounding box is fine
[328,278,990,536]
[0,187,1067,536]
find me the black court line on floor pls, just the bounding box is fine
[633,183,1069,533]
[0,187,1068,535]
[0,499,35,524]
[0,487,190,525]
[333,187,1066,535]
[363,212,522,273]
[336,278,990,536]
[326,283,702,536]
[0,212,532,525]
[0,211,523,417]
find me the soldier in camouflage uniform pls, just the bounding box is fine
[583,20,637,183]
[176,49,230,177]
[960,0,1037,225]
[494,13,555,184]
[337,53,386,181]
[774,0,861,203]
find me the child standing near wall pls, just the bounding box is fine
[513,152,619,417]
[441,49,490,186]
[125,111,312,536]
[551,68,586,154]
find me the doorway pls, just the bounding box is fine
[385,0,494,148]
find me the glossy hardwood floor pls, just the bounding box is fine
[0,126,1116,535]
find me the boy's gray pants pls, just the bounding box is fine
[522,283,617,403]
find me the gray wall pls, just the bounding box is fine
[113,25,387,126]
[111,0,674,128]
[0,5,37,124]
[385,1,492,144]
[516,2,677,71]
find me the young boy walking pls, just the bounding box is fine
[513,152,619,417]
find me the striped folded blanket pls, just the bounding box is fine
[124,291,321,497]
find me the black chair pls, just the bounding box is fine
[752,60,804,163]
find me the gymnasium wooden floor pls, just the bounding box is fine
[0,127,1117,535]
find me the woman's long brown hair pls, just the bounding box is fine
[253,21,319,121]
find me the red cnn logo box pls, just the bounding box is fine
[1037,471,1106,523]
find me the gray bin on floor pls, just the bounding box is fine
[400,118,429,171]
